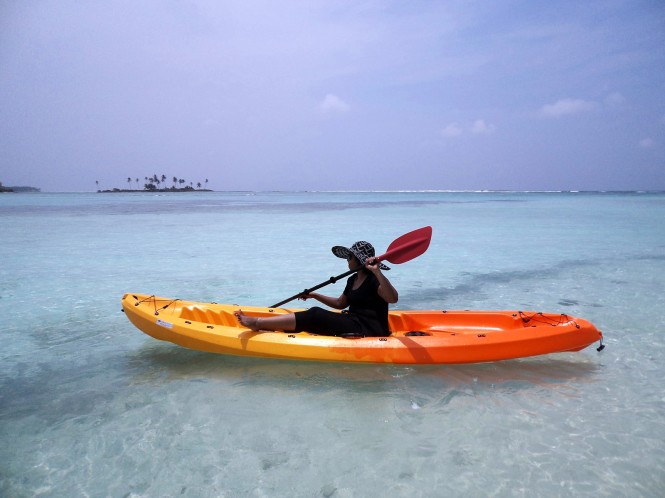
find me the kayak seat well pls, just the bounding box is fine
[388,312,454,332]
[179,306,280,327]
[180,306,237,326]
[389,311,523,334]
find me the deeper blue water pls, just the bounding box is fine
[1,191,664,497]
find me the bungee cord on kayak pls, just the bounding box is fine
[128,295,181,316]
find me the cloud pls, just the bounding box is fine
[441,120,495,138]
[471,119,495,134]
[318,94,350,114]
[441,123,463,137]
[540,98,598,117]
[639,138,655,148]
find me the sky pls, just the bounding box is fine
[1,0,664,192]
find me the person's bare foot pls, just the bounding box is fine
[235,310,260,331]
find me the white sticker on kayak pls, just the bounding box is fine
[157,319,173,329]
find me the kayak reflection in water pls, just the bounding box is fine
[235,241,398,337]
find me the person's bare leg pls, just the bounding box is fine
[235,311,296,331]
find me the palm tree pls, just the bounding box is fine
[135,178,139,189]
[197,182,201,189]
[96,180,99,191]
[172,176,177,189]
[205,178,209,189]
[127,177,132,189]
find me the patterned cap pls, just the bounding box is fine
[331,241,390,270]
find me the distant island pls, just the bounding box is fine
[97,175,212,193]
[0,182,40,193]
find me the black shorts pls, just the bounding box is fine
[294,306,388,337]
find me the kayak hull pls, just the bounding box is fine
[121,293,603,364]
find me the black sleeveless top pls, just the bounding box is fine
[343,273,390,336]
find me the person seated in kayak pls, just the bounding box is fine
[235,241,398,337]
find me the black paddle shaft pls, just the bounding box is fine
[270,268,357,308]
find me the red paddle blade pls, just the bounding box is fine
[378,226,432,264]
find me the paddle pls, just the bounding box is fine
[270,226,432,308]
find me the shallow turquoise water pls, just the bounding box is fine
[1,191,664,497]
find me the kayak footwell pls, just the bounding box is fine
[122,293,604,364]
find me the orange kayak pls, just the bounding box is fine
[122,293,604,364]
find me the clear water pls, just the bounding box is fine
[1,191,664,497]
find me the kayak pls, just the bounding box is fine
[122,293,604,364]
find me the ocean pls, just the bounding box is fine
[1,191,664,497]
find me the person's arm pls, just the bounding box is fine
[302,292,348,309]
[366,259,399,304]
